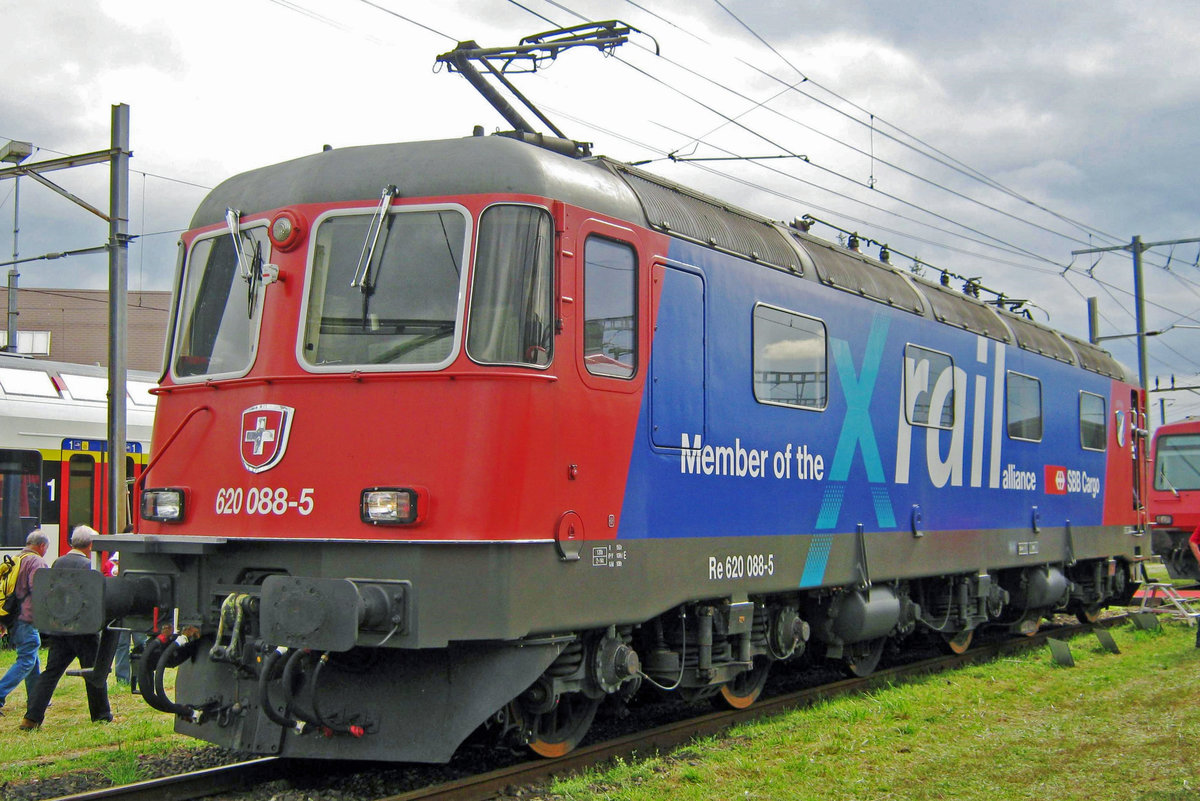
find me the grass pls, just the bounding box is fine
[548,620,1200,801]
[0,646,196,784]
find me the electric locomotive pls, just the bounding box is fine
[1148,416,1200,581]
[39,26,1147,763]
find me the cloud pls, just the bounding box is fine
[761,337,825,365]
[4,0,1200,412]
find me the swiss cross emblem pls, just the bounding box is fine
[240,404,294,473]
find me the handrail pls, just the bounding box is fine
[134,405,213,528]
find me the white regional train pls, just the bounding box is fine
[0,354,156,561]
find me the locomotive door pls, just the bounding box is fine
[562,219,647,548]
[1132,389,1149,531]
[58,438,146,552]
[649,263,706,448]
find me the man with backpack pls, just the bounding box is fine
[0,530,49,716]
[19,526,113,729]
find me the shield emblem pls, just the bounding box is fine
[240,404,294,473]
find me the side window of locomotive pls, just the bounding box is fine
[1155,433,1200,491]
[173,228,269,378]
[468,205,554,367]
[303,208,467,368]
[0,449,41,547]
[903,345,955,428]
[583,237,637,378]
[1006,371,1043,442]
[752,305,827,410]
[1079,391,1107,451]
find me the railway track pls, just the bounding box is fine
[41,617,1119,801]
[36,758,290,801]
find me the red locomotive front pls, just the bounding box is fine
[1148,417,1200,581]
[140,141,652,556]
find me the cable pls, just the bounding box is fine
[264,0,391,45]
[612,0,1185,278]
[701,0,1128,249]
[646,118,1066,272]
[352,0,457,42]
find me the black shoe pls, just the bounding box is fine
[92,715,114,723]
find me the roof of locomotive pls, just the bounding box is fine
[191,133,1130,384]
[191,134,647,229]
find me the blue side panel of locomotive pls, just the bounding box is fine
[623,240,1117,540]
[650,266,706,448]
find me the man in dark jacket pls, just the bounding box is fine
[0,530,49,715]
[19,526,112,729]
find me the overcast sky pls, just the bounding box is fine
[3,0,1199,419]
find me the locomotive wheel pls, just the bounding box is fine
[845,637,886,677]
[523,692,601,758]
[1075,604,1103,624]
[1013,610,1045,636]
[714,658,771,710]
[941,629,974,655]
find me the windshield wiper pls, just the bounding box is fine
[225,207,252,280]
[350,185,399,292]
[1158,464,1181,497]
[246,240,263,319]
[227,207,270,319]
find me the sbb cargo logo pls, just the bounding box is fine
[1044,465,1068,495]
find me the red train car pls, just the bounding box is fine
[1149,417,1200,582]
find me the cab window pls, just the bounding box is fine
[583,237,637,378]
[174,228,269,378]
[468,205,554,366]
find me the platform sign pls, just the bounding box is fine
[61,439,143,454]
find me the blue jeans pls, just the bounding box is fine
[0,619,41,707]
[113,630,133,683]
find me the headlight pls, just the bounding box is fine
[268,209,306,251]
[361,487,420,525]
[1155,514,1173,526]
[141,488,185,522]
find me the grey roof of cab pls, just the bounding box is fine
[190,135,646,228]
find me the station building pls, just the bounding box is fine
[0,288,169,372]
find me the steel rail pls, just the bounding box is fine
[43,757,287,801]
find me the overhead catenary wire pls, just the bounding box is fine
[491,0,1200,389]
[10,2,1194,388]
[258,0,1200,337]
[704,0,1128,249]
[518,0,1193,288]
[267,1,1185,288]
